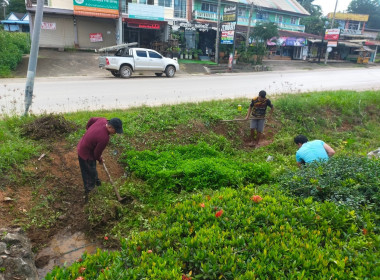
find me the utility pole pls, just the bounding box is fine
[117,0,123,44]
[24,0,44,115]
[324,0,338,65]
[245,2,254,51]
[215,0,221,64]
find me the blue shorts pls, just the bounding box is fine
[250,119,265,132]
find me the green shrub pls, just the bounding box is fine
[122,142,271,192]
[0,31,30,77]
[278,156,380,211]
[45,187,379,279]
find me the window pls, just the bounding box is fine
[277,15,283,23]
[174,0,186,18]
[291,17,297,24]
[149,51,162,59]
[238,8,246,17]
[201,2,217,13]
[256,11,268,20]
[136,50,147,57]
[158,0,172,7]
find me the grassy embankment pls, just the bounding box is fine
[1,90,379,279]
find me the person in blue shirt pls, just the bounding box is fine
[294,135,335,167]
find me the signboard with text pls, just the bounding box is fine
[221,22,236,44]
[41,22,56,30]
[73,0,119,18]
[223,6,236,22]
[128,23,160,29]
[324,29,340,40]
[89,33,103,42]
[128,3,164,21]
[327,41,338,47]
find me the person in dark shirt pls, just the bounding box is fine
[245,90,274,147]
[77,117,123,202]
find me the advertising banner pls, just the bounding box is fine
[73,0,119,18]
[324,29,340,41]
[41,22,56,30]
[267,37,306,46]
[327,41,338,47]
[221,31,234,44]
[89,33,103,42]
[128,3,164,21]
[223,6,236,22]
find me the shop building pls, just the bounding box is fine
[1,12,30,32]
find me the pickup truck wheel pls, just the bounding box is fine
[120,66,132,78]
[111,71,120,77]
[155,73,163,77]
[165,66,176,78]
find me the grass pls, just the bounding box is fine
[179,59,217,65]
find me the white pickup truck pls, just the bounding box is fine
[98,43,179,78]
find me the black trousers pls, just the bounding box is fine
[78,156,100,194]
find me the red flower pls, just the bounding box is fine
[362,228,368,235]
[104,236,109,241]
[200,203,205,208]
[215,209,223,218]
[182,275,192,280]
[147,249,153,253]
[78,266,86,274]
[250,195,263,203]
[77,258,83,263]
[75,277,85,280]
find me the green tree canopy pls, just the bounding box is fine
[348,0,380,29]
[7,0,26,14]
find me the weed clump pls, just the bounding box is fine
[21,114,78,140]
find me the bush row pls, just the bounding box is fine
[45,187,379,279]
[121,142,271,192]
[0,31,30,77]
[278,156,380,212]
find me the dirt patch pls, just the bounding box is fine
[0,140,126,250]
[21,114,79,140]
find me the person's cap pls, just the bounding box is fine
[108,118,123,134]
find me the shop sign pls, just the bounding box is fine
[179,22,210,32]
[221,22,236,31]
[41,22,56,30]
[324,29,340,40]
[128,23,160,29]
[267,37,306,46]
[128,3,164,21]
[73,0,119,17]
[327,41,337,47]
[221,31,234,44]
[89,33,103,42]
[223,6,236,22]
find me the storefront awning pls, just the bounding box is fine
[338,41,362,48]
[74,10,119,19]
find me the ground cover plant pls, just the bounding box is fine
[45,187,379,279]
[0,30,30,77]
[0,90,379,279]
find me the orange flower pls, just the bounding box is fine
[362,228,368,235]
[77,258,83,263]
[200,203,205,208]
[215,209,223,218]
[182,275,192,280]
[147,249,153,253]
[75,277,85,280]
[104,236,109,241]
[78,266,86,274]
[250,195,263,203]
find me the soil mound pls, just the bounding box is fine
[22,114,79,140]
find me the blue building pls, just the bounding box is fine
[1,12,30,32]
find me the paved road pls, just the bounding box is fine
[1,67,380,115]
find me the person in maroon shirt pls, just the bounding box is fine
[77,117,123,202]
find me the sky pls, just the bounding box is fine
[313,0,352,15]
